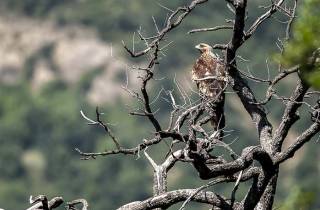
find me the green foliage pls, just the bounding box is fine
[0,1,319,209]
[279,186,316,210]
[0,0,69,16]
[0,81,152,209]
[278,0,320,88]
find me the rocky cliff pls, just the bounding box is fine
[0,14,139,104]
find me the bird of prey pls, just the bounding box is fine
[192,43,226,136]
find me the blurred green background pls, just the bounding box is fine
[0,1,319,209]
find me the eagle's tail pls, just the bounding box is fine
[210,113,225,140]
[207,100,225,140]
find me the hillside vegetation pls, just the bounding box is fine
[0,1,318,209]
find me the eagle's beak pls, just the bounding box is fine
[195,44,201,50]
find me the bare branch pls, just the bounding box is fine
[230,170,243,207]
[275,122,320,164]
[144,148,158,170]
[178,178,230,210]
[76,130,184,159]
[117,189,230,210]
[66,199,89,210]
[27,195,64,210]
[122,0,209,57]
[285,0,298,41]
[245,0,286,41]
[191,146,270,180]
[273,78,309,150]
[255,65,299,105]
[188,25,233,34]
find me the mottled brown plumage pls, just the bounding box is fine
[192,43,226,134]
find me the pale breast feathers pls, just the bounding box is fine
[192,54,217,80]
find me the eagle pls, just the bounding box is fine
[192,43,226,137]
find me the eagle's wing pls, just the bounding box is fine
[192,54,225,100]
[192,53,226,132]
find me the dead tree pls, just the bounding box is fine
[30,0,319,210]
[26,195,88,210]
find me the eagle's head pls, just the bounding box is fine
[195,43,213,54]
